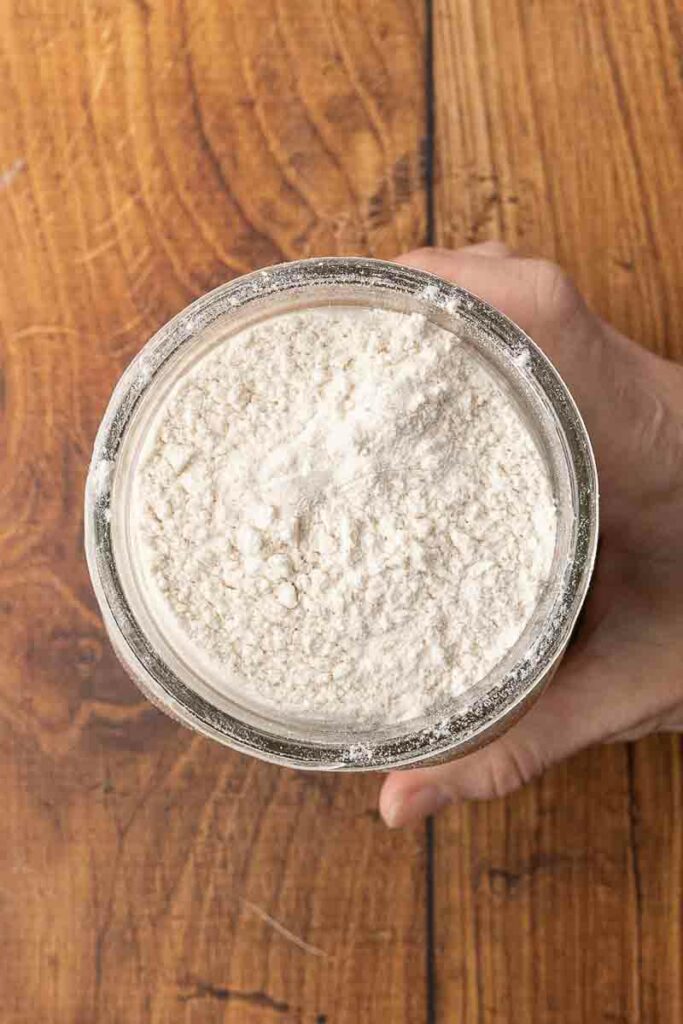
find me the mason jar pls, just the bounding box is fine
[84,257,598,770]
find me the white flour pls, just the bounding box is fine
[133,307,557,724]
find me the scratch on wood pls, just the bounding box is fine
[242,898,329,958]
[482,853,577,896]
[64,26,116,161]
[178,979,290,1012]
[466,190,501,242]
[91,41,114,104]
[94,191,143,235]
[73,235,123,264]
[9,325,80,342]
[0,159,27,192]
[0,565,102,628]
[131,0,152,19]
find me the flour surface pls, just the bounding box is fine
[134,307,557,723]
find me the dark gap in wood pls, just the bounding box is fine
[424,0,436,246]
[424,4,437,1020]
[626,744,645,1021]
[426,815,437,1024]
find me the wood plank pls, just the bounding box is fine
[432,1,683,1021]
[0,2,429,1021]
[433,0,683,358]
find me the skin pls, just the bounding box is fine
[379,243,683,828]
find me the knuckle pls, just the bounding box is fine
[483,740,545,800]
[530,259,581,323]
[402,246,449,260]
[395,246,448,269]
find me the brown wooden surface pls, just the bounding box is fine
[433,4,682,1022]
[0,1,680,1022]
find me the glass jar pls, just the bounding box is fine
[84,257,598,770]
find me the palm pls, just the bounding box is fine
[553,540,682,746]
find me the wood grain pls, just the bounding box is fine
[1,0,682,1021]
[433,0,683,359]
[0,2,428,1022]
[433,2,683,1021]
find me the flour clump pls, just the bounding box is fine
[134,307,557,724]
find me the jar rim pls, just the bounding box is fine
[84,256,599,770]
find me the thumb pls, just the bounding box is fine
[378,656,608,827]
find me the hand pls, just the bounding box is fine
[380,243,683,828]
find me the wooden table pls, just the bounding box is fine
[1,2,681,1021]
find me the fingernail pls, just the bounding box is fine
[382,785,451,828]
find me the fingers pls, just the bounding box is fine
[378,599,677,829]
[379,739,543,827]
[463,240,513,258]
[393,245,616,470]
[397,246,590,351]
[395,246,651,418]
[380,711,555,828]
[396,245,680,530]
[380,783,452,827]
